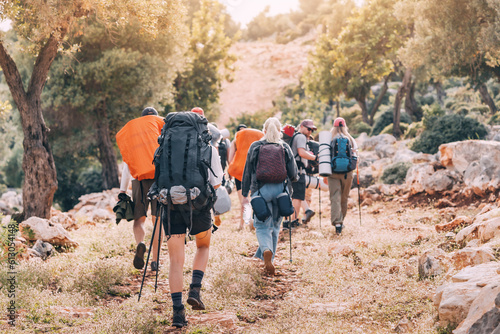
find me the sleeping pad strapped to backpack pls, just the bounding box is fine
[148,112,217,236]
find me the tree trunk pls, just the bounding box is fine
[356,98,369,124]
[435,81,445,108]
[369,73,391,126]
[393,68,412,139]
[405,81,422,121]
[0,37,61,219]
[95,103,119,190]
[336,99,340,118]
[477,82,498,115]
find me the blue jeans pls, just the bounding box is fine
[252,183,285,262]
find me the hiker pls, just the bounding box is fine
[241,117,298,275]
[116,107,164,272]
[148,111,223,328]
[328,117,358,235]
[227,124,264,230]
[289,119,318,225]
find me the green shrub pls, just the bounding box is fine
[411,114,488,154]
[422,103,445,129]
[404,121,423,139]
[351,121,372,135]
[381,162,412,185]
[380,122,409,136]
[371,108,412,136]
[488,112,500,125]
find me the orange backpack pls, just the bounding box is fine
[227,128,264,181]
[116,115,164,181]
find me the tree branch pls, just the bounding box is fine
[0,41,27,105]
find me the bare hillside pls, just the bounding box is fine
[218,34,315,126]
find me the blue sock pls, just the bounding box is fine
[191,270,204,287]
[171,292,183,309]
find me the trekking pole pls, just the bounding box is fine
[318,186,321,230]
[289,216,293,263]
[138,205,161,302]
[154,206,163,292]
[357,164,361,226]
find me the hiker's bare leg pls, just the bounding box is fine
[150,215,163,262]
[193,229,211,272]
[301,200,310,212]
[134,216,162,262]
[167,234,186,293]
[237,189,244,229]
[293,199,302,220]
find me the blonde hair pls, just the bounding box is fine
[331,122,355,144]
[262,117,282,144]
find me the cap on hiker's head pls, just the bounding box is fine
[236,124,247,132]
[333,117,346,127]
[191,107,204,116]
[300,119,317,131]
[141,107,158,116]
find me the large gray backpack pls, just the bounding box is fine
[148,112,216,235]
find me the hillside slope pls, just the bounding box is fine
[218,34,314,126]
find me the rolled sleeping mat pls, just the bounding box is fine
[220,128,230,139]
[305,175,328,191]
[318,130,332,176]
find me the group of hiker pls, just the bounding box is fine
[115,107,358,328]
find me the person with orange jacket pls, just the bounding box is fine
[116,107,164,272]
[227,125,264,230]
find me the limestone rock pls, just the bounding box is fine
[451,247,495,270]
[418,248,450,278]
[435,216,472,233]
[454,286,500,334]
[405,163,435,195]
[19,217,78,247]
[189,311,238,331]
[421,169,461,195]
[328,243,355,256]
[309,302,350,313]
[360,134,397,151]
[31,239,54,260]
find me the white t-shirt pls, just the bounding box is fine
[120,146,223,191]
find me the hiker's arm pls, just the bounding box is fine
[241,144,256,197]
[285,146,299,182]
[297,147,316,160]
[209,146,224,189]
[228,140,236,163]
[120,163,132,194]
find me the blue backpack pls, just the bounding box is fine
[331,136,357,173]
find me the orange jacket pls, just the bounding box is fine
[227,128,264,181]
[116,115,164,181]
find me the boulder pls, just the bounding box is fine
[412,153,436,164]
[451,247,495,270]
[406,163,435,195]
[50,208,77,230]
[392,148,417,164]
[418,248,450,278]
[453,286,500,334]
[421,169,461,195]
[440,140,500,196]
[31,239,54,260]
[19,217,79,247]
[360,134,397,151]
[434,262,500,326]
[456,208,500,244]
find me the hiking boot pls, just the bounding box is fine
[187,284,205,310]
[302,209,315,224]
[263,250,275,276]
[335,224,343,235]
[151,261,159,272]
[172,306,188,328]
[133,242,146,269]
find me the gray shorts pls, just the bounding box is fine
[132,179,158,220]
[291,174,306,201]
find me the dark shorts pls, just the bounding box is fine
[235,178,242,191]
[291,174,306,201]
[132,179,158,220]
[162,208,212,236]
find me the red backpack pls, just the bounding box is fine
[256,143,287,183]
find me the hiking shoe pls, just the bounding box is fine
[263,250,275,276]
[151,261,159,272]
[302,209,315,224]
[133,242,146,269]
[335,224,343,235]
[187,284,205,310]
[172,306,188,328]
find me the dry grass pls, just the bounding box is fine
[0,192,482,333]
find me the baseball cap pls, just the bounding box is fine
[191,107,205,116]
[236,124,247,132]
[141,107,158,116]
[333,117,346,127]
[300,119,317,131]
